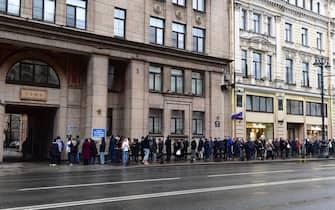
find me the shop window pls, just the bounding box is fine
[246,95,273,113]
[287,99,303,115]
[6,60,60,88]
[149,109,163,134]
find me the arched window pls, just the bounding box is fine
[6,60,60,88]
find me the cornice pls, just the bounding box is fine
[0,15,232,67]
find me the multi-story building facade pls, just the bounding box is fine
[233,0,335,142]
[0,0,233,162]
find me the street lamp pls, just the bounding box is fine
[313,57,331,158]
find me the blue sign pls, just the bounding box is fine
[92,128,106,138]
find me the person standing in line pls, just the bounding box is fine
[121,137,130,166]
[75,136,81,163]
[55,136,63,164]
[131,138,140,163]
[49,139,59,166]
[82,139,91,165]
[182,139,189,160]
[100,137,106,165]
[158,138,164,164]
[90,139,98,164]
[70,138,78,165]
[109,135,116,164]
[142,136,150,165]
[190,138,197,162]
[151,138,158,162]
[66,137,72,162]
[165,137,172,162]
[197,138,204,160]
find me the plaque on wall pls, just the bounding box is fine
[20,89,48,101]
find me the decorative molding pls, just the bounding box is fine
[175,10,182,20]
[195,15,202,25]
[153,4,162,14]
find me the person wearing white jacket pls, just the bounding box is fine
[121,137,130,165]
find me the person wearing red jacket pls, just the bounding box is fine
[82,139,91,165]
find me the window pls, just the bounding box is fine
[172,0,185,6]
[108,64,115,92]
[317,2,320,14]
[192,112,204,135]
[285,59,294,84]
[302,0,306,8]
[240,9,247,30]
[278,97,283,111]
[252,52,262,80]
[172,22,185,49]
[241,50,248,77]
[66,0,86,29]
[33,0,55,22]
[192,72,203,96]
[301,28,308,46]
[316,32,322,50]
[150,17,164,45]
[252,13,261,33]
[149,109,163,134]
[192,0,205,12]
[149,66,162,92]
[265,17,271,36]
[192,27,205,53]
[287,99,303,115]
[317,66,322,89]
[301,62,309,87]
[295,0,298,6]
[7,60,60,88]
[306,102,327,117]
[266,55,272,81]
[285,23,292,42]
[114,8,126,38]
[246,95,273,113]
[171,69,184,94]
[0,0,20,15]
[310,0,313,10]
[171,110,184,134]
[237,95,243,107]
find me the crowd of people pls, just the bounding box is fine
[48,135,335,166]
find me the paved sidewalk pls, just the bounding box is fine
[0,157,335,177]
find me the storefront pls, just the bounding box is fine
[246,123,274,141]
[287,123,304,141]
[306,125,327,141]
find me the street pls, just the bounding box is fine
[1,161,335,209]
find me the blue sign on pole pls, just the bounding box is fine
[92,128,106,138]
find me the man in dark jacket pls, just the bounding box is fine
[90,139,97,164]
[109,135,116,163]
[197,138,204,160]
[165,138,172,161]
[49,139,59,166]
[182,139,189,160]
[190,138,197,162]
[99,137,106,165]
[158,138,164,164]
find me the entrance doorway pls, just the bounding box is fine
[287,123,304,141]
[3,104,57,162]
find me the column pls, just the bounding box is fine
[275,16,282,82]
[234,3,242,81]
[124,60,146,139]
[0,103,4,162]
[85,54,108,138]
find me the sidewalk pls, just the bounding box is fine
[0,157,334,177]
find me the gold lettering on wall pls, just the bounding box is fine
[20,89,48,101]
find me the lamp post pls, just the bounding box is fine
[313,57,331,158]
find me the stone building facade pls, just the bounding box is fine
[233,0,335,141]
[0,0,233,162]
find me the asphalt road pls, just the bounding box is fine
[1,160,335,210]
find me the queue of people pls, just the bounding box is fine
[49,135,335,166]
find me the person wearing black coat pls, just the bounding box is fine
[158,138,164,164]
[131,139,140,163]
[90,139,98,164]
[99,137,106,165]
[197,138,204,160]
[182,139,189,160]
[165,138,172,161]
[109,135,116,163]
[190,138,197,162]
[49,139,59,166]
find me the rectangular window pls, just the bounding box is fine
[66,0,86,29]
[265,17,271,36]
[171,69,184,94]
[285,23,292,42]
[192,111,204,135]
[278,97,283,111]
[0,0,20,15]
[240,9,246,30]
[301,62,309,87]
[287,99,303,115]
[107,108,113,136]
[246,95,273,113]
[310,0,313,10]
[192,72,203,96]
[149,109,163,134]
[237,95,243,107]
[317,2,320,13]
[114,8,126,38]
[252,52,262,80]
[266,55,272,81]
[285,59,294,84]
[252,13,261,33]
[172,0,185,6]
[192,27,205,53]
[171,110,184,134]
[241,50,248,77]
[149,66,162,92]
[317,66,322,89]
[172,22,185,49]
[150,17,164,45]
[108,64,115,92]
[192,0,205,12]
[33,0,55,22]
[302,0,306,8]
[316,32,322,50]
[301,27,308,46]
[306,102,327,117]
